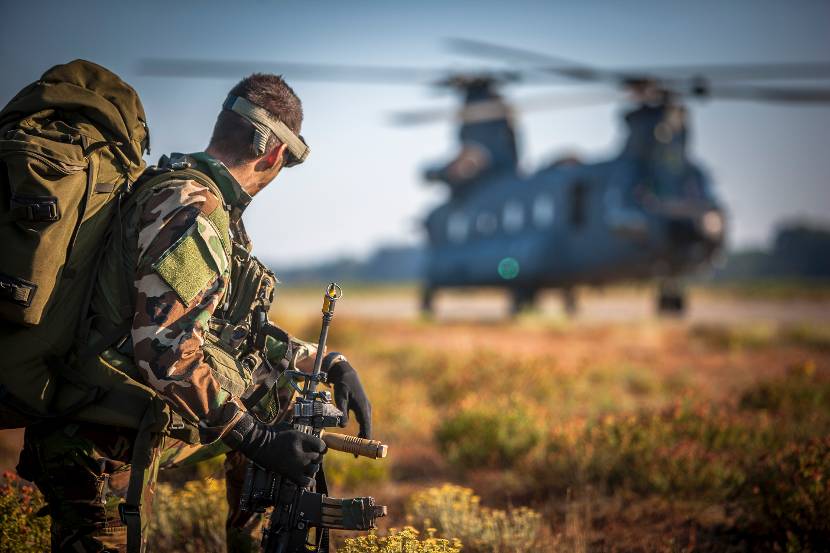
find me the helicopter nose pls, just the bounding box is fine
[667,217,699,246]
[666,209,725,248]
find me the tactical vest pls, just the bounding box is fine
[69,160,290,553]
[82,161,289,441]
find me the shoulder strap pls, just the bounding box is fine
[137,166,232,248]
[121,396,169,553]
[118,168,229,553]
[78,166,231,362]
[171,168,233,255]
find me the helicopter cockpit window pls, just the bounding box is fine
[475,211,498,235]
[533,194,555,228]
[503,201,524,233]
[448,212,469,243]
[569,182,588,228]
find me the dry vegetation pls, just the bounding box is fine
[2,289,829,552]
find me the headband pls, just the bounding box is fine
[222,95,309,164]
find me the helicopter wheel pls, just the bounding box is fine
[511,287,537,316]
[562,287,578,316]
[657,282,687,316]
[420,287,435,316]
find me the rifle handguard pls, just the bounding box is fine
[321,431,388,459]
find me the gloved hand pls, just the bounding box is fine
[222,412,326,488]
[323,353,372,439]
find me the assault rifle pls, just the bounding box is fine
[240,283,388,553]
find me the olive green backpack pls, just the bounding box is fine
[0,59,149,426]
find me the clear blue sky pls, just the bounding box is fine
[2,0,829,267]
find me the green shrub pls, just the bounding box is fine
[781,324,830,352]
[540,405,772,499]
[406,484,543,553]
[0,471,50,553]
[738,368,830,430]
[743,438,830,552]
[435,405,540,470]
[148,478,227,553]
[533,368,830,503]
[690,323,777,351]
[341,527,462,553]
[692,322,830,353]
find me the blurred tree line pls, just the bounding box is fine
[714,221,830,281]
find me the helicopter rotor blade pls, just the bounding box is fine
[643,63,830,83]
[390,90,620,126]
[698,84,830,104]
[447,38,616,83]
[136,57,567,90]
[137,58,453,84]
[448,38,830,86]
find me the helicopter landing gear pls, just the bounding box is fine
[657,281,686,316]
[420,287,435,317]
[511,287,537,316]
[562,287,578,316]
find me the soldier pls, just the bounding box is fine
[17,73,372,552]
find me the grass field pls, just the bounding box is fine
[2,286,829,552]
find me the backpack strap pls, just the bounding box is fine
[120,166,230,553]
[120,396,169,553]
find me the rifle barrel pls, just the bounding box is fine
[321,431,389,459]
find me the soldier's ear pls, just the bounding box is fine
[264,142,287,169]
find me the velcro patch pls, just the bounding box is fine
[152,214,230,305]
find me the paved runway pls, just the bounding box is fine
[272,286,830,325]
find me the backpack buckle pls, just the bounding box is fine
[27,201,60,222]
[0,273,37,307]
[11,195,61,223]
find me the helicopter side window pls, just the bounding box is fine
[448,212,469,243]
[502,201,524,233]
[475,211,498,235]
[533,194,555,228]
[569,181,588,228]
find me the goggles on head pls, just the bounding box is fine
[222,95,309,167]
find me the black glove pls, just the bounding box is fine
[222,412,326,488]
[323,353,372,439]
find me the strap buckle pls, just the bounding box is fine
[26,201,60,222]
[118,503,140,525]
[0,273,37,307]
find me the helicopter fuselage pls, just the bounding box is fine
[422,153,725,296]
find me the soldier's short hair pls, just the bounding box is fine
[209,73,303,167]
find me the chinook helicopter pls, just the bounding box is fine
[139,42,830,315]
[410,72,723,315]
[401,40,830,315]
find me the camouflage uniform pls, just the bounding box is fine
[18,152,314,552]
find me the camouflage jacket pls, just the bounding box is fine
[124,152,314,443]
